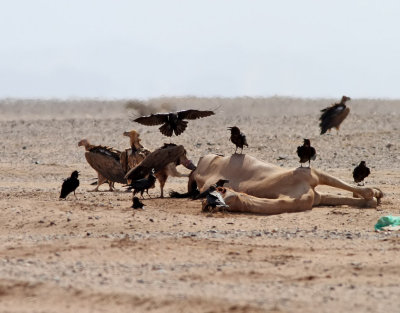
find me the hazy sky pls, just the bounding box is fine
[1,0,399,99]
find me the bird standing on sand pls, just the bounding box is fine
[353,161,370,185]
[127,169,157,198]
[319,96,351,135]
[60,170,80,199]
[202,186,229,212]
[131,196,145,209]
[297,139,316,168]
[228,126,248,154]
[132,109,215,137]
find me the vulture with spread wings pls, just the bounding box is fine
[125,144,196,181]
[319,96,351,135]
[132,109,215,137]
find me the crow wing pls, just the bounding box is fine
[125,145,186,180]
[177,109,215,120]
[133,113,169,126]
[130,177,154,190]
[85,151,127,184]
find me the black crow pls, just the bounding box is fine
[131,196,145,209]
[297,139,316,168]
[202,186,229,212]
[132,109,215,137]
[228,126,248,154]
[60,170,80,199]
[353,161,370,185]
[319,96,351,135]
[127,169,157,198]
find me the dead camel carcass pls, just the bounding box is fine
[181,153,383,214]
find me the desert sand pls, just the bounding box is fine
[1,97,400,313]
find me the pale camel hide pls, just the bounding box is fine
[191,154,383,215]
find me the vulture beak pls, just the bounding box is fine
[183,159,196,171]
[123,131,130,137]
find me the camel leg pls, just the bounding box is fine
[222,188,315,215]
[313,190,378,208]
[315,169,383,201]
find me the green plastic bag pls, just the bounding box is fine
[375,216,400,231]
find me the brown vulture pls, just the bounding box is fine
[125,143,196,198]
[78,139,127,189]
[319,96,351,135]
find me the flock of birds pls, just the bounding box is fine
[59,95,371,211]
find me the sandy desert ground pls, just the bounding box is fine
[1,97,400,313]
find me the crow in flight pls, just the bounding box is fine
[132,109,215,137]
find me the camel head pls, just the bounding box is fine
[123,130,142,149]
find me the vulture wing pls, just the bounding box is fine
[125,145,186,180]
[133,113,169,126]
[177,109,215,120]
[85,151,127,184]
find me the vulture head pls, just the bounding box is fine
[123,130,142,149]
[78,139,91,150]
